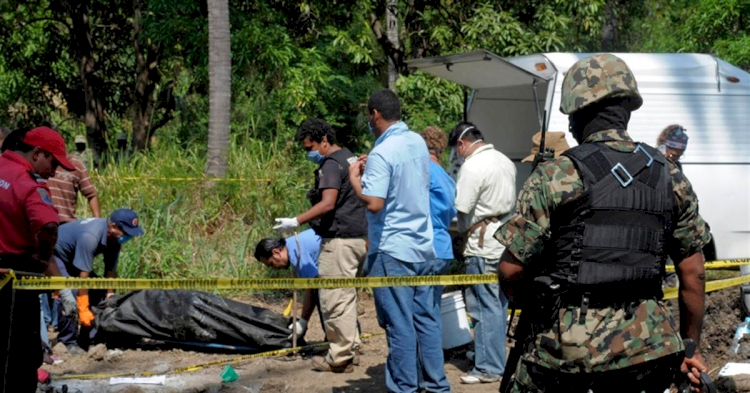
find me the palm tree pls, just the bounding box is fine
[205,0,231,177]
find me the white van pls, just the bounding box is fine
[407,50,750,261]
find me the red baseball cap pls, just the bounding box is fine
[22,126,75,171]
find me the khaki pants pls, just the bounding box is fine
[318,237,367,366]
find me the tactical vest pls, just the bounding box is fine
[544,142,673,305]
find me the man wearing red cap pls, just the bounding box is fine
[0,126,77,392]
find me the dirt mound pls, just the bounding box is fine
[667,288,746,366]
[667,288,750,392]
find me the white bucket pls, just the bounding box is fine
[440,291,473,349]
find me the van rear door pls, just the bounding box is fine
[407,50,553,192]
[406,50,548,89]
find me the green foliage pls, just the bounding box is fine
[88,133,314,288]
[630,0,750,70]
[1,0,749,283]
[397,72,463,133]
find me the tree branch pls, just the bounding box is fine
[16,17,71,32]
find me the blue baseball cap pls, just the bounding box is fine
[110,209,145,237]
[664,127,688,150]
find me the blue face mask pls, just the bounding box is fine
[118,235,133,245]
[306,150,325,164]
[368,122,376,136]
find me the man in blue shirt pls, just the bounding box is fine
[349,89,450,393]
[254,228,322,341]
[54,209,145,354]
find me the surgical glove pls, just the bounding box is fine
[273,217,299,233]
[288,318,307,340]
[76,294,95,328]
[58,289,77,317]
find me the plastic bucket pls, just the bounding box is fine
[440,291,473,349]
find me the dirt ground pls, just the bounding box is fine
[44,289,750,393]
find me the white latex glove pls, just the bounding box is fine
[273,217,299,233]
[58,289,77,317]
[288,318,307,340]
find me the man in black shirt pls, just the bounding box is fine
[274,118,367,373]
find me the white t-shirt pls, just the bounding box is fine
[455,144,517,259]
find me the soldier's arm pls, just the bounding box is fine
[667,163,710,345]
[675,252,705,345]
[495,160,579,284]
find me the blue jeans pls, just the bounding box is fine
[417,258,452,392]
[369,253,450,393]
[41,292,57,330]
[464,256,507,378]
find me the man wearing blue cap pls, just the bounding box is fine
[53,208,144,354]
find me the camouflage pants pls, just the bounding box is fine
[510,354,683,393]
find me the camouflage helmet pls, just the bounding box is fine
[559,53,643,115]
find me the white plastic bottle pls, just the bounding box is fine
[730,316,750,354]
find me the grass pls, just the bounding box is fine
[85,135,318,297]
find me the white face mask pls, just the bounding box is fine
[454,126,482,160]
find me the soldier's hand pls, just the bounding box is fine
[681,351,708,392]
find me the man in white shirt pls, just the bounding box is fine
[450,121,516,384]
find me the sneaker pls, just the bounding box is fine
[311,356,354,373]
[460,374,501,384]
[353,349,361,366]
[66,344,85,356]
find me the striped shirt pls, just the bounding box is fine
[47,156,97,223]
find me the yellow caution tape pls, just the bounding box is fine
[11,259,750,290]
[663,274,750,300]
[14,274,497,291]
[53,333,384,380]
[665,259,750,272]
[0,271,15,291]
[93,176,270,182]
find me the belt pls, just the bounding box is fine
[467,217,499,248]
[466,212,512,248]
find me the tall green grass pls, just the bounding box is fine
[85,135,318,295]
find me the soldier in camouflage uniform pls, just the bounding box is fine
[494,54,710,392]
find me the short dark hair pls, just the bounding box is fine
[448,121,484,147]
[367,89,401,121]
[254,237,287,261]
[295,118,337,145]
[0,127,33,153]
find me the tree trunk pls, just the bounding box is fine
[66,0,108,164]
[205,0,231,177]
[131,0,161,151]
[386,0,399,90]
[602,0,618,51]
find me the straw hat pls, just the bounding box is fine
[521,131,571,163]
